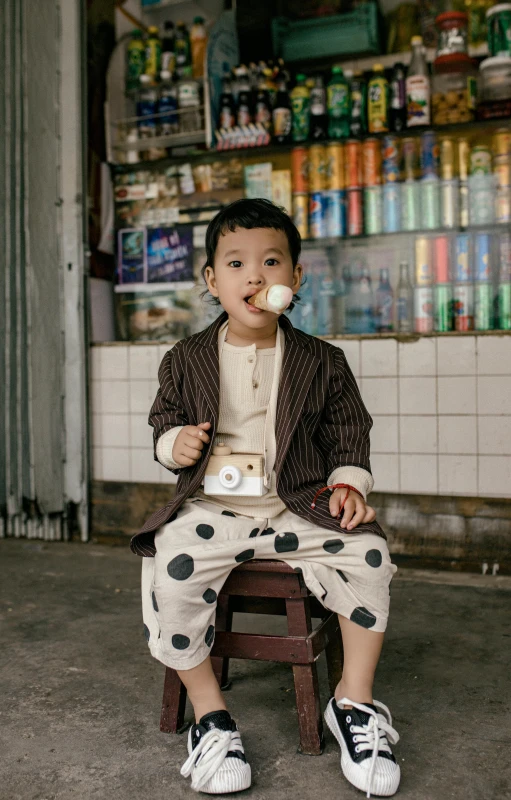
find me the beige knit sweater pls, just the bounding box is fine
[156,327,374,517]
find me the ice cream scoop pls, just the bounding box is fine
[247,284,293,314]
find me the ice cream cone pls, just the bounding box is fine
[247,284,293,314]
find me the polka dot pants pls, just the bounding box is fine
[141,499,397,670]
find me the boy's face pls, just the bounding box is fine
[204,227,302,332]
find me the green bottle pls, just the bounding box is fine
[126,29,145,94]
[290,74,310,143]
[327,66,350,139]
[368,64,390,134]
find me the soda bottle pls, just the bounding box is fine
[310,76,328,141]
[190,16,207,79]
[175,22,192,79]
[349,71,367,137]
[126,29,145,94]
[376,268,394,331]
[219,76,236,129]
[390,62,407,132]
[159,71,178,135]
[161,21,176,76]
[235,66,253,127]
[254,74,272,130]
[406,36,431,127]
[144,26,161,82]
[290,74,310,143]
[396,261,413,332]
[368,64,390,134]
[272,77,292,144]
[327,66,350,139]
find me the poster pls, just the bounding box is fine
[146,225,194,283]
[117,228,146,284]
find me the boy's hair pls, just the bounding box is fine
[201,198,302,311]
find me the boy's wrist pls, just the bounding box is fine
[327,466,374,501]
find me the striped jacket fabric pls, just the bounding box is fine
[130,311,386,557]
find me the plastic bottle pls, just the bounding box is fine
[390,62,407,132]
[219,76,236,129]
[272,77,292,144]
[175,22,191,79]
[327,66,350,139]
[350,265,376,333]
[290,74,310,143]
[349,71,367,137]
[159,71,178,136]
[376,268,394,331]
[396,261,414,332]
[190,16,207,79]
[406,36,431,127]
[368,64,390,133]
[144,26,161,82]
[161,21,176,76]
[126,29,145,94]
[310,76,328,141]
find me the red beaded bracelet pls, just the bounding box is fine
[310,483,365,519]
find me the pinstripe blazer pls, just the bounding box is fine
[130,311,386,556]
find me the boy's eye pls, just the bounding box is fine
[228,260,242,268]
[265,258,279,266]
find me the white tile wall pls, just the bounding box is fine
[90,335,511,498]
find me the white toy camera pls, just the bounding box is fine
[203,444,268,496]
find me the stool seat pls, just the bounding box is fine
[160,558,344,755]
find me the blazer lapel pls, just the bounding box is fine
[189,311,227,421]
[275,316,320,476]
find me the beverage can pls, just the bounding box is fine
[326,142,345,190]
[434,284,453,332]
[383,183,401,233]
[475,283,494,330]
[291,147,309,193]
[309,191,327,238]
[362,139,382,186]
[469,174,497,225]
[401,181,421,231]
[455,233,471,281]
[496,187,511,223]
[402,137,419,180]
[364,186,383,235]
[493,129,511,157]
[493,155,511,189]
[347,189,364,236]
[459,181,469,228]
[458,138,470,181]
[420,131,439,178]
[381,135,400,183]
[500,232,511,281]
[324,189,347,237]
[345,140,363,189]
[420,178,440,229]
[440,138,455,180]
[414,286,434,332]
[475,233,492,281]
[415,237,433,285]
[292,193,309,239]
[470,145,492,175]
[498,282,511,329]
[453,283,474,331]
[308,144,327,191]
[434,235,450,283]
[440,179,459,228]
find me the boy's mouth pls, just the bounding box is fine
[243,293,264,313]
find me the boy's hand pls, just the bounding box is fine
[329,487,376,531]
[172,422,211,467]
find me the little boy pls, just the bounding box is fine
[131,199,400,797]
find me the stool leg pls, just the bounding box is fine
[286,598,324,756]
[325,621,344,698]
[160,667,188,733]
[211,594,233,691]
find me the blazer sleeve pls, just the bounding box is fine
[315,347,373,478]
[149,345,189,474]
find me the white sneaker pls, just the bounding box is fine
[180,710,251,794]
[324,697,400,797]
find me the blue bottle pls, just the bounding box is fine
[376,267,394,331]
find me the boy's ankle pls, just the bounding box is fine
[194,704,229,724]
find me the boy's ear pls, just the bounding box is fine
[204,265,219,297]
[292,263,303,293]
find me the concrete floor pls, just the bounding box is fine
[1,539,510,800]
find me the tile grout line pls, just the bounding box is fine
[435,337,439,496]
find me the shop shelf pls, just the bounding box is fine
[301,222,511,249]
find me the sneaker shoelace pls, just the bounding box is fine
[339,697,400,799]
[180,727,243,791]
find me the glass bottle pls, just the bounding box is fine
[376,268,394,332]
[396,261,414,332]
[406,36,431,127]
[272,78,292,144]
[310,76,328,141]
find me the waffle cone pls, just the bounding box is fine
[247,284,292,313]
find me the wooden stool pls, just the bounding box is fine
[160,559,344,755]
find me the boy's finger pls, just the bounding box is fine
[363,505,376,523]
[346,506,366,531]
[182,443,201,459]
[194,427,210,443]
[328,493,341,517]
[185,435,203,451]
[198,421,211,428]
[339,497,356,527]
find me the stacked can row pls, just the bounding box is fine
[291,130,511,239]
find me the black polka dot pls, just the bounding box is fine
[274,532,299,553]
[196,524,214,540]
[365,549,383,568]
[205,625,215,647]
[336,569,349,583]
[235,549,254,563]
[261,527,275,536]
[151,591,159,612]
[167,553,194,580]
[350,607,377,629]
[172,634,190,650]
[249,527,259,538]
[221,510,236,517]
[323,539,345,554]
[202,588,217,604]
[294,566,303,573]
[143,624,150,642]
